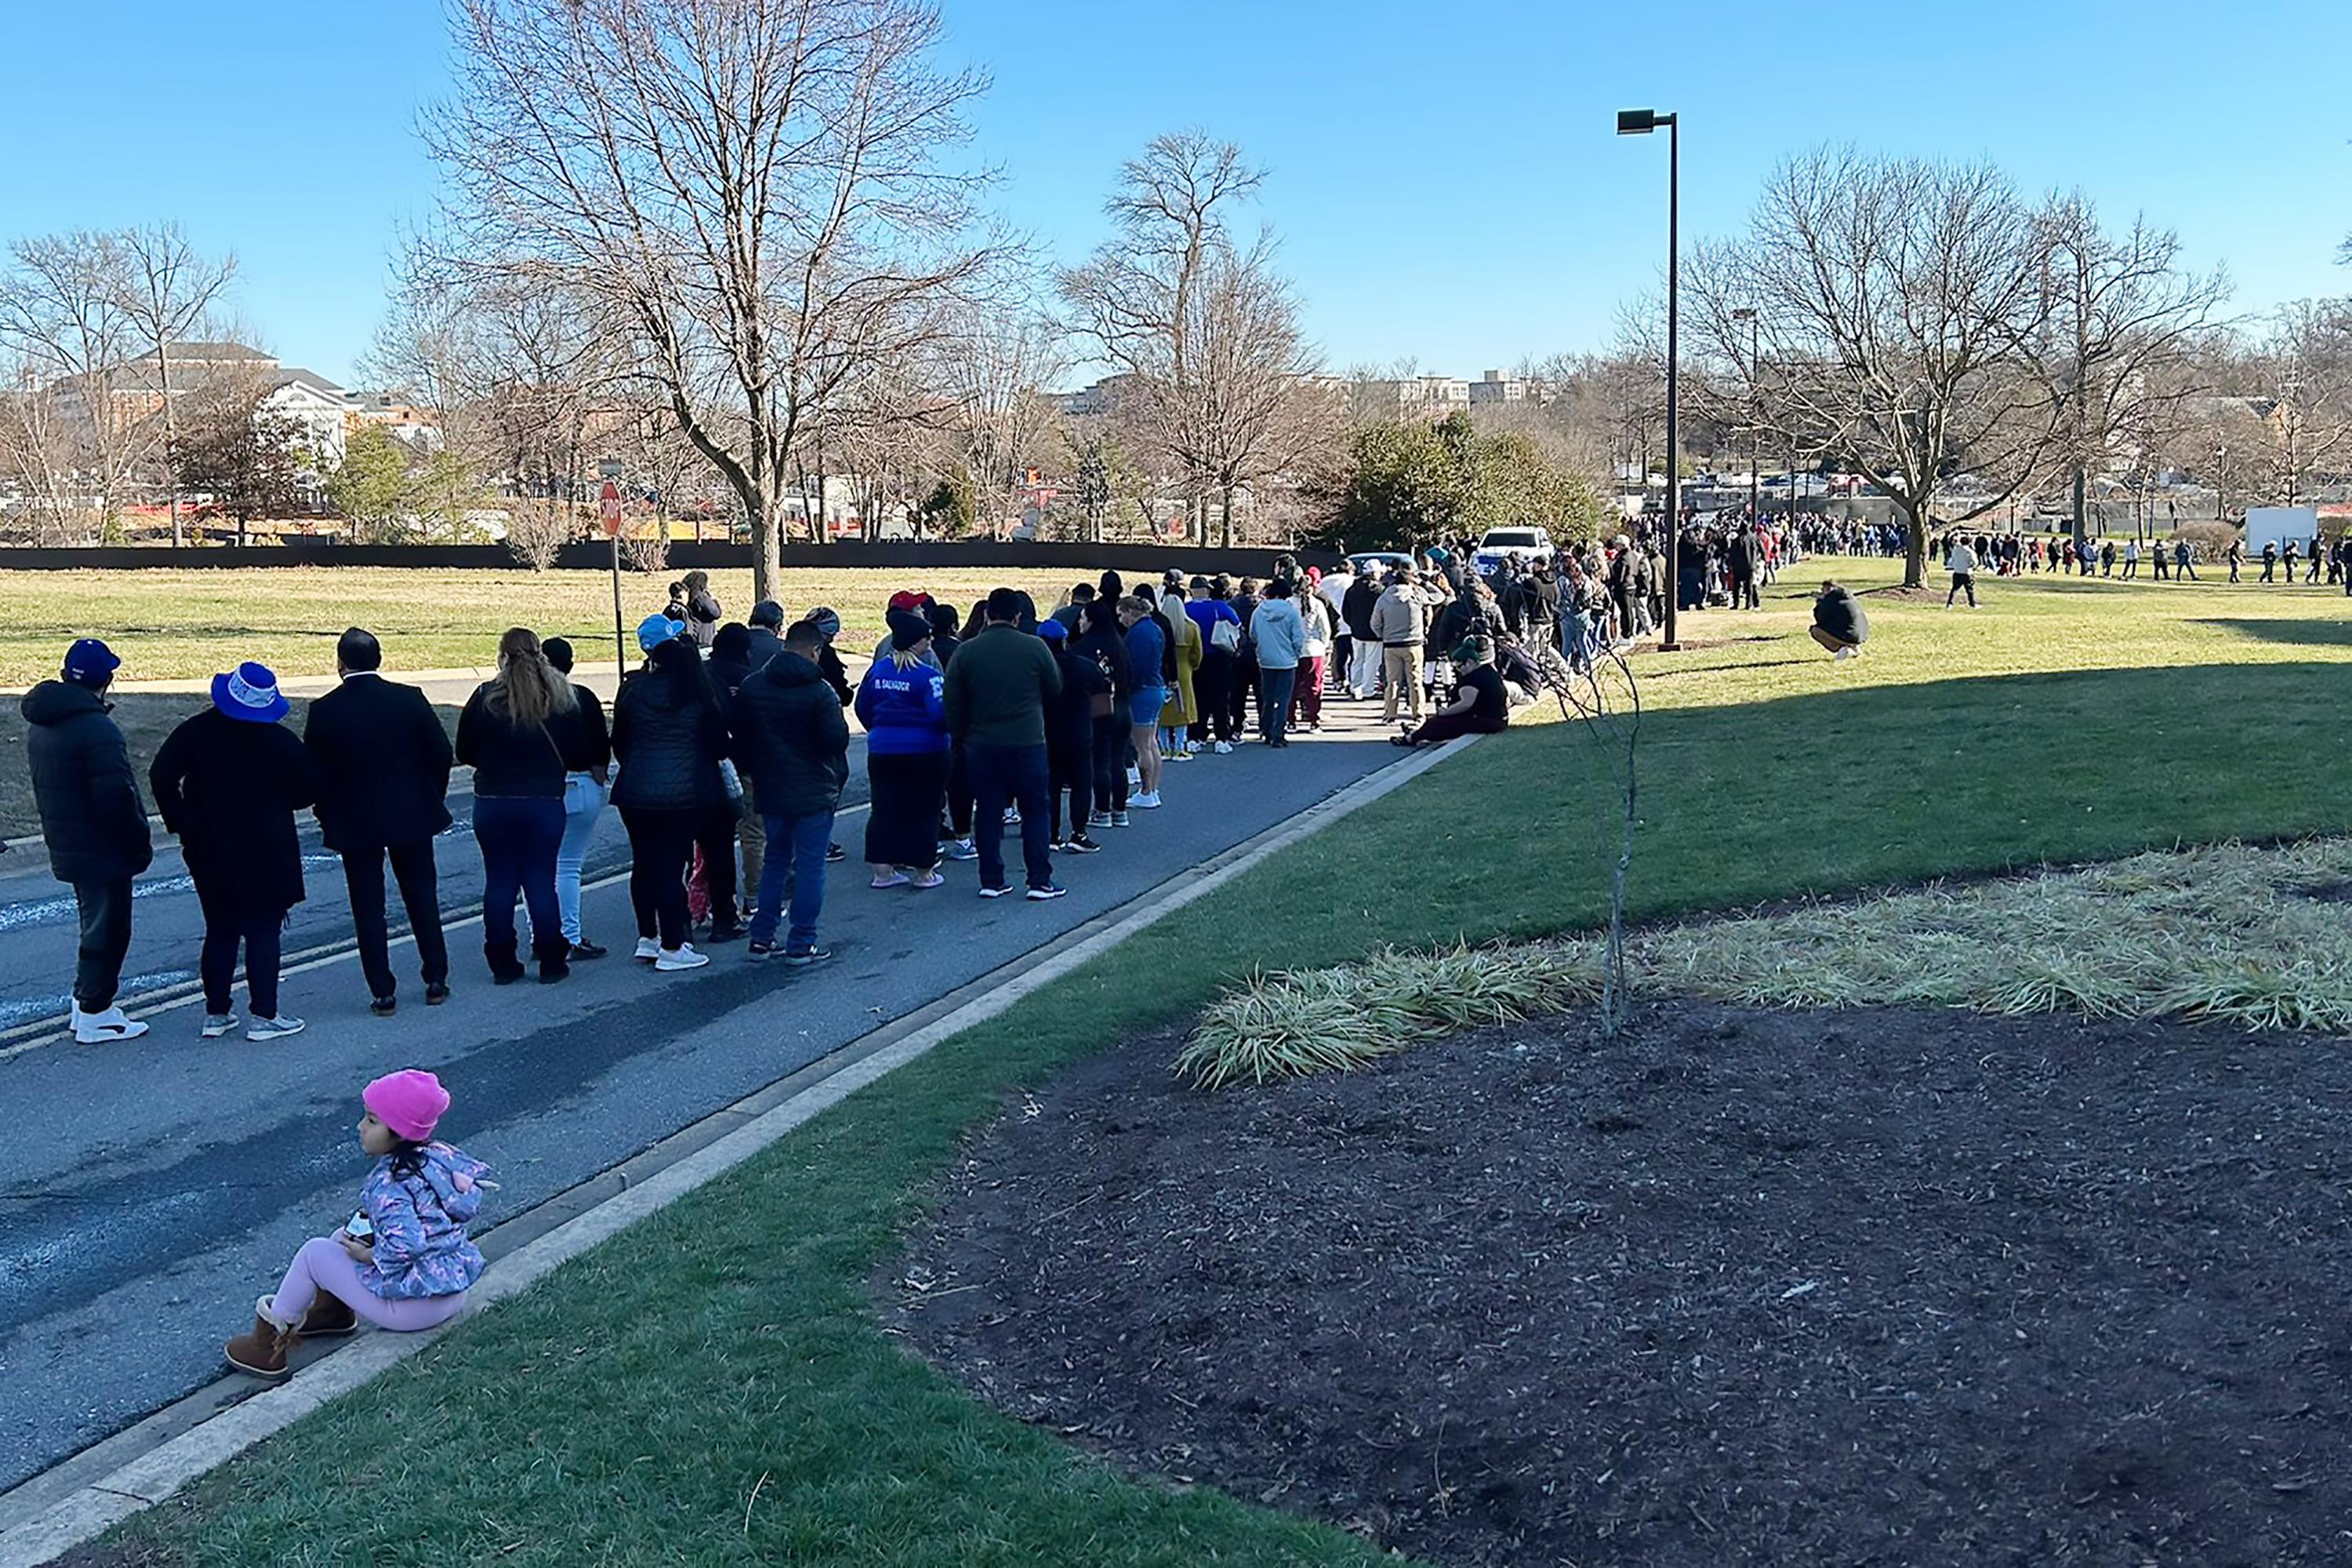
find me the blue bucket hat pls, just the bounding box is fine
[210,661,289,724]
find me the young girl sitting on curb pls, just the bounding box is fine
[225,1069,492,1378]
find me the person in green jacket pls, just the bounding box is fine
[942,588,1065,901]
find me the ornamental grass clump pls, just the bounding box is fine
[1181,840,2352,1087]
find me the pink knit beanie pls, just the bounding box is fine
[364,1069,452,1142]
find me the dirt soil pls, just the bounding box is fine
[889,1001,2352,1566]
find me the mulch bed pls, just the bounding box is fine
[888,1000,2352,1566]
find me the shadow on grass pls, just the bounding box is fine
[2193,618,2352,648]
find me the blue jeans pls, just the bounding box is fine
[1258,666,1298,742]
[475,794,564,956]
[555,772,604,942]
[966,741,1053,890]
[750,808,835,952]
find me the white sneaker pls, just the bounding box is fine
[1133,790,1163,809]
[1213,741,1233,754]
[655,945,710,972]
[1126,768,1142,789]
[71,1004,148,1044]
[248,1015,307,1042]
[1834,645,1857,661]
[633,937,661,963]
[201,1011,241,1039]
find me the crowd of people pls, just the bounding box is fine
[18,559,1531,1048]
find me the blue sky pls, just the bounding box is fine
[2,0,2344,386]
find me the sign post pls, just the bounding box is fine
[599,460,626,678]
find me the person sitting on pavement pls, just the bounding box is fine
[1394,638,1511,749]
[1809,580,1869,660]
[303,628,455,1018]
[150,662,316,1042]
[22,637,154,1044]
[224,1069,488,1379]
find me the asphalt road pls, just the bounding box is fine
[0,707,1410,1493]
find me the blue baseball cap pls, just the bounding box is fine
[636,612,681,653]
[1036,618,1068,642]
[63,638,121,688]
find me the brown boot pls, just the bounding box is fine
[224,1297,301,1378]
[300,1294,359,1338]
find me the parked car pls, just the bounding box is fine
[1474,526,1554,578]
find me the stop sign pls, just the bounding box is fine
[599,479,622,536]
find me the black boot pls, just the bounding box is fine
[533,937,572,985]
[485,940,526,985]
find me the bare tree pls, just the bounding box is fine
[423,0,1006,602]
[2030,196,2230,552]
[0,232,157,537]
[1061,129,1272,542]
[1689,148,2062,586]
[114,223,237,547]
[2249,299,2352,506]
[1184,241,1336,545]
[940,303,1067,539]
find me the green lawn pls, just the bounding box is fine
[104,563,2352,1566]
[1,564,1111,688]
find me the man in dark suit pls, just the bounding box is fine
[303,628,454,1014]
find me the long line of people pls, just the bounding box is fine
[27,563,1496,1046]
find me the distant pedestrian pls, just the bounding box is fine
[304,629,454,1017]
[21,638,153,1044]
[1374,568,1436,723]
[855,609,950,890]
[1036,618,1106,853]
[540,637,612,959]
[732,619,851,962]
[1076,597,1134,830]
[1293,572,1333,731]
[1118,594,1168,809]
[744,599,787,670]
[611,635,731,971]
[1944,536,1979,608]
[1250,579,1308,747]
[2176,538,2198,580]
[1157,587,1203,759]
[151,662,315,1042]
[223,1069,487,1380]
[681,570,723,649]
[455,630,599,985]
[945,587,1065,899]
[1185,576,1242,752]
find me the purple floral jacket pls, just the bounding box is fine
[358,1142,492,1301]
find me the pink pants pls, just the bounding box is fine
[269,1236,469,1331]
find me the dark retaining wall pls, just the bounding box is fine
[0,539,1339,575]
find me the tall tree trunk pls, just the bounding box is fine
[1901,499,1926,589]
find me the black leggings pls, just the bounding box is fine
[619,805,697,949]
[1091,713,1130,815]
[1047,733,1093,840]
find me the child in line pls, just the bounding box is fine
[225,1069,491,1378]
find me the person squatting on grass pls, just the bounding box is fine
[224,1069,487,1378]
[1810,581,1870,660]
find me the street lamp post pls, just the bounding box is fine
[1618,107,1680,648]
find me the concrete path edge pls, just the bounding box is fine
[0,732,1481,1568]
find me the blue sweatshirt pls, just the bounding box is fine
[854,656,949,755]
[1125,619,1167,693]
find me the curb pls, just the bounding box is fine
[0,732,1479,1568]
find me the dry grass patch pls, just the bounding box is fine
[1179,839,2352,1086]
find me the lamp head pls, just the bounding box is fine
[1617,109,1658,135]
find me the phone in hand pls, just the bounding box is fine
[344,1211,374,1246]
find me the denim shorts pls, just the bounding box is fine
[1129,687,1167,726]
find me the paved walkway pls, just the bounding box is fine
[0,702,1411,1492]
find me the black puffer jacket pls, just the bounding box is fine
[21,681,153,884]
[731,651,849,818]
[610,650,728,811]
[150,708,316,913]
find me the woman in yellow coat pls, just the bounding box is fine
[1156,587,1203,757]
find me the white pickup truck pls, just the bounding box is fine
[1474,527,1555,579]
